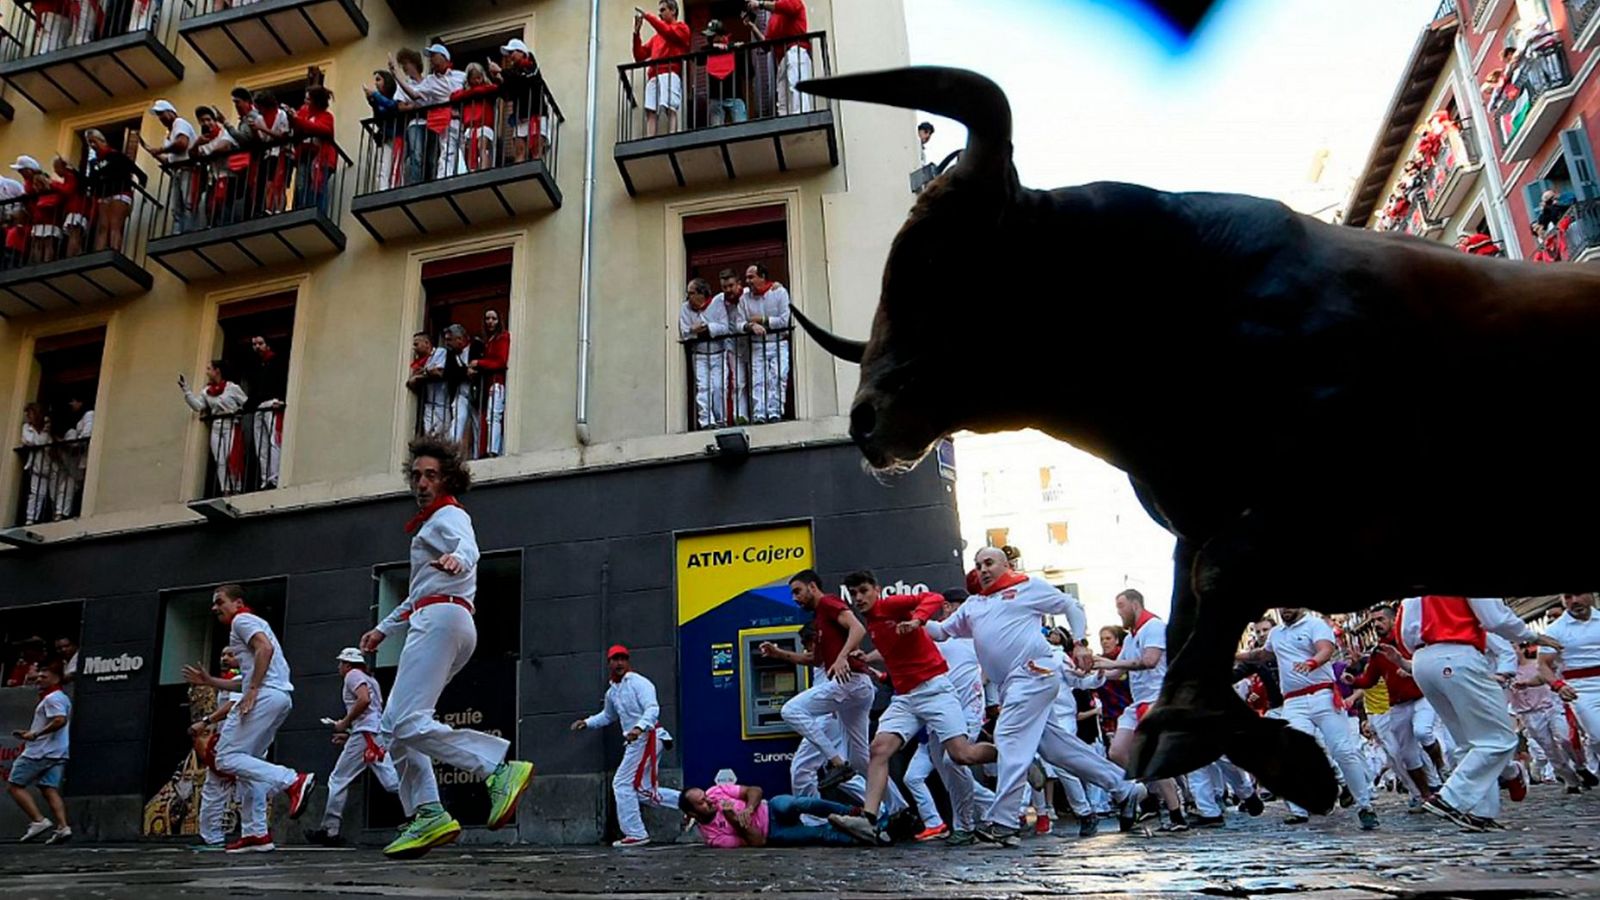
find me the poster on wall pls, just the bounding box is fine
[676,523,814,794]
[142,685,242,837]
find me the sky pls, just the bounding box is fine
[906,0,1447,209]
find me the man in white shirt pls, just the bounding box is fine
[306,648,402,846]
[7,661,72,845]
[392,43,467,180]
[180,361,249,496]
[143,100,198,233]
[679,278,734,429]
[571,645,682,847]
[1094,588,1188,831]
[1541,593,1600,746]
[738,264,791,423]
[714,270,749,423]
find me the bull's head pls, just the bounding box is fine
[795,67,1020,472]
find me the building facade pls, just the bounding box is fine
[0,0,962,843]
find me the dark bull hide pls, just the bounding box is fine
[794,66,1600,814]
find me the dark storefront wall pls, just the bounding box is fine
[0,442,962,843]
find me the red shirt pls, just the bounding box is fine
[863,592,948,694]
[633,13,691,78]
[477,331,510,385]
[812,594,866,674]
[1348,645,1424,705]
[292,105,338,170]
[766,0,811,50]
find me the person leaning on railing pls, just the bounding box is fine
[82,129,145,253]
[50,157,88,259]
[192,105,240,229]
[143,100,199,234]
[702,19,747,127]
[488,38,544,164]
[292,82,337,216]
[450,64,499,176]
[364,69,405,192]
[180,360,250,497]
[745,0,811,116]
[18,403,52,526]
[391,43,467,184]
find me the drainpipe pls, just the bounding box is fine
[1456,29,1521,258]
[576,0,602,446]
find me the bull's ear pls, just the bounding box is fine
[791,305,864,364]
[800,66,1012,184]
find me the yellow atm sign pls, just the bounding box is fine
[676,523,814,626]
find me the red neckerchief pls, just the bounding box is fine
[257,348,276,365]
[688,294,711,313]
[204,380,228,396]
[37,685,60,700]
[1130,609,1157,635]
[410,354,428,374]
[980,570,1028,595]
[405,494,462,534]
[262,107,280,129]
[610,667,629,684]
[752,281,780,298]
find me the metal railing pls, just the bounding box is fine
[616,30,833,143]
[1419,118,1478,218]
[410,368,506,461]
[0,175,159,274]
[1488,35,1573,150]
[0,0,177,62]
[180,0,363,18]
[1562,198,1600,260]
[1572,0,1600,41]
[1432,0,1457,21]
[682,329,794,431]
[149,134,350,240]
[355,79,563,197]
[199,406,283,499]
[13,437,89,526]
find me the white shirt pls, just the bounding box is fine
[183,381,247,416]
[712,292,748,342]
[343,669,384,733]
[926,574,1071,699]
[936,636,984,718]
[1399,597,1536,653]
[405,67,467,104]
[161,117,198,163]
[1543,611,1600,671]
[1265,614,1337,696]
[66,410,92,440]
[20,690,69,760]
[20,422,49,472]
[1118,615,1168,704]
[679,298,735,344]
[230,612,293,693]
[1485,632,1518,676]
[584,670,669,736]
[737,284,791,340]
[379,504,480,635]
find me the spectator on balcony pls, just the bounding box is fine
[180,361,250,497]
[0,174,25,269]
[50,157,87,259]
[244,336,286,491]
[1456,231,1500,257]
[126,0,154,30]
[48,394,91,522]
[5,637,45,688]
[386,48,435,187]
[293,85,337,216]
[491,38,545,163]
[681,278,735,429]
[408,331,449,437]
[364,70,405,192]
[392,43,466,183]
[1537,189,1572,231]
[249,92,292,216]
[143,100,198,234]
[54,638,77,685]
[20,163,64,265]
[633,1,691,137]
[83,129,144,254]
[469,310,509,457]
[715,268,749,423]
[918,122,934,165]
[19,403,52,527]
[739,263,791,424]
[437,324,476,449]
[451,64,500,175]
[24,0,72,55]
[747,0,811,116]
[193,106,240,229]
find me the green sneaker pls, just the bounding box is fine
[945,829,978,847]
[485,760,535,830]
[382,810,461,860]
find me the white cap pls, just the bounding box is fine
[423,43,451,61]
[150,99,177,115]
[335,647,367,665]
[9,155,40,172]
[500,38,530,56]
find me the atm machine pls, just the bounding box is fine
[737,627,811,739]
[679,620,810,794]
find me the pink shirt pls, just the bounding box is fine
[697,784,769,848]
[1509,658,1556,714]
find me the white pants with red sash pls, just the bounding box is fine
[1411,643,1518,819]
[212,687,297,839]
[1281,684,1372,816]
[321,730,401,835]
[613,726,681,840]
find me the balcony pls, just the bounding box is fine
[199,407,283,500]
[1490,36,1577,163]
[1566,199,1600,263]
[614,32,838,196]
[1419,119,1482,221]
[351,81,563,244]
[0,182,158,317]
[1470,0,1511,32]
[147,138,350,282]
[412,368,509,461]
[14,437,88,527]
[0,0,183,113]
[178,0,368,73]
[682,329,794,431]
[1575,0,1600,51]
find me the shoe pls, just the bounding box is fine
[1357,807,1379,831]
[190,843,227,852]
[304,828,345,847]
[1158,820,1189,833]
[1420,796,1479,832]
[44,827,71,845]
[1026,761,1047,791]
[945,829,978,847]
[827,813,879,846]
[1407,795,1425,813]
[612,836,650,847]
[18,820,51,843]
[1568,785,1585,795]
[383,810,462,860]
[1504,762,1527,802]
[1034,814,1052,836]
[225,834,275,853]
[914,823,949,842]
[973,822,1021,848]
[1338,785,1355,808]
[285,772,315,820]
[1580,768,1599,789]
[1190,814,1225,828]
[1282,814,1309,825]
[1240,793,1264,817]
[1117,783,1149,833]
[1464,813,1504,831]
[486,760,536,830]
[1078,816,1097,837]
[817,762,855,792]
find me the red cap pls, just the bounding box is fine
[607,644,630,659]
[965,569,982,595]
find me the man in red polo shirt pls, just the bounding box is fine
[825,571,989,846]
[746,0,811,115]
[1343,605,1443,804]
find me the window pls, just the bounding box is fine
[1039,466,1064,504]
[15,328,103,526]
[0,600,82,690]
[416,249,513,460]
[194,293,296,499]
[681,205,793,430]
[985,527,1010,549]
[1046,521,1069,546]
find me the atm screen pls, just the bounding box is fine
[738,627,810,738]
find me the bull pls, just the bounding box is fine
[792,66,1600,813]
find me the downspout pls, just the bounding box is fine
[1456,28,1520,259]
[576,0,602,445]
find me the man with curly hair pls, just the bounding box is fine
[359,436,535,859]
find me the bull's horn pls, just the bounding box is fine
[791,305,864,364]
[799,66,1012,181]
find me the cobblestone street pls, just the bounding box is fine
[0,786,1590,898]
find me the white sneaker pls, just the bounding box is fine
[44,827,70,845]
[19,820,51,842]
[612,836,650,847]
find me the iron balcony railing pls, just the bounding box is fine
[682,328,794,432]
[0,0,177,61]
[180,0,364,16]
[616,30,833,143]
[1562,198,1600,261]
[0,171,158,274]
[13,436,89,526]
[148,133,350,240]
[1488,35,1573,151]
[1572,0,1600,41]
[354,78,563,197]
[1419,117,1479,219]
[1432,0,1458,21]
[410,367,507,461]
[199,405,285,499]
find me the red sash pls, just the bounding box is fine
[362,732,386,763]
[631,728,660,800]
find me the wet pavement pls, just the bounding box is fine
[0,785,1591,898]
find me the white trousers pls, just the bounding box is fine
[613,728,682,840]
[376,141,398,192]
[1384,698,1441,769]
[210,418,245,495]
[1280,690,1372,815]
[1412,643,1518,819]
[443,388,473,450]
[380,603,509,815]
[788,715,891,819]
[437,120,465,180]
[23,471,48,525]
[213,687,297,838]
[321,732,401,834]
[198,768,265,845]
[1189,756,1255,818]
[775,46,813,116]
[726,342,749,422]
[991,671,1134,827]
[690,351,731,430]
[1568,678,1600,747]
[484,383,505,457]
[780,673,873,776]
[748,338,789,423]
[252,406,281,489]
[1368,710,1424,793]
[1519,704,1580,787]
